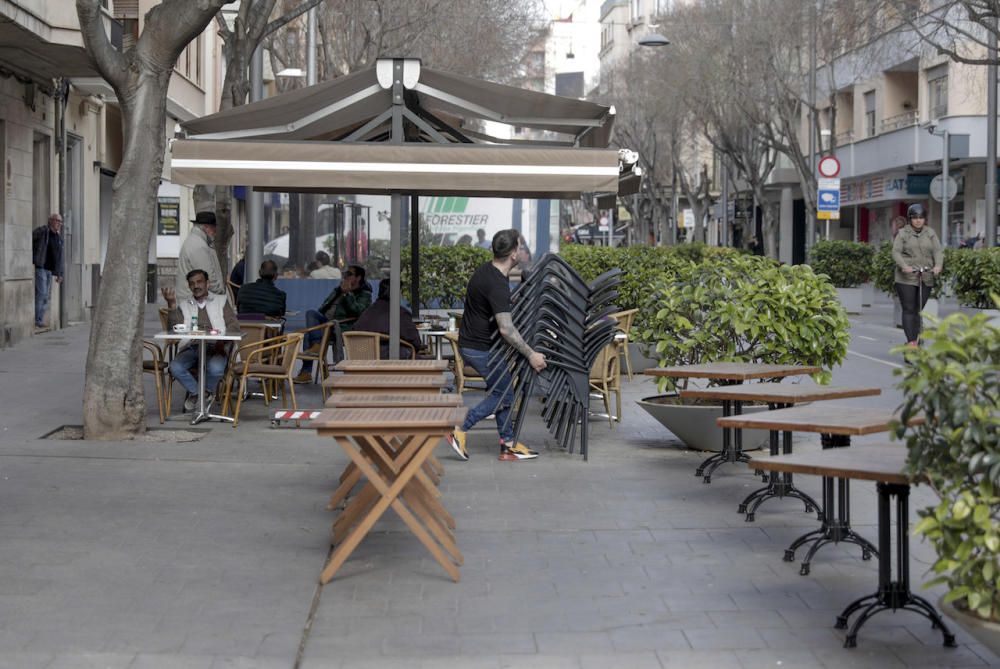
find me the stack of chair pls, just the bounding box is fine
[489,253,621,460]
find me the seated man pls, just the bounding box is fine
[295,264,372,382]
[352,279,423,359]
[236,260,286,318]
[310,251,341,279]
[163,269,240,412]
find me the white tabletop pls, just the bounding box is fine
[154,330,244,342]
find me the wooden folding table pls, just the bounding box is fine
[312,405,468,583]
[333,359,450,375]
[322,373,448,395]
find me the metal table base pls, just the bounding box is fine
[782,434,877,575]
[835,482,956,648]
[190,338,233,426]
[695,399,766,484]
[738,403,821,522]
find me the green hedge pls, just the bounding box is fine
[807,239,874,288]
[639,253,848,389]
[399,245,492,308]
[560,243,738,330]
[949,248,1000,309]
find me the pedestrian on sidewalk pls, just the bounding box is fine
[892,203,943,347]
[448,229,547,462]
[32,213,63,329]
[176,212,225,302]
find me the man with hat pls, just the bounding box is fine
[176,211,225,302]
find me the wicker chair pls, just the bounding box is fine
[609,308,639,380]
[296,319,336,384]
[342,330,417,361]
[442,332,485,395]
[588,341,621,427]
[227,332,304,428]
[142,340,169,424]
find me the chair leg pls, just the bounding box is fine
[153,367,165,424]
[602,384,612,428]
[233,377,247,428]
[615,384,622,424]
[623,343,634,381]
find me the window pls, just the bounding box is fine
[656,0,672,14]
[864,90,876,137]
[631,0,642,23]
[176,34,202,86]
[927,64,948,119]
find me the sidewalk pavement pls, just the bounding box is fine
[0,304,995,668]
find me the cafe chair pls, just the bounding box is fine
[227,332,304,428]
[609,308,639,380]
[588,342,622,428]
[296,320,336,384]
[342,330,417,361]
[142,340,169,424]
[443,332,485,395]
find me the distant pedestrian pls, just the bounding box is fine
[891,215,907,239]
[475,228,492,250]
[892,203,943,347]
[310,251,341,279]
[176,211,224,302]
[32,213,64,329]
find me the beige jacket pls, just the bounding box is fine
[893,225,943,287]
[176,226,225,301]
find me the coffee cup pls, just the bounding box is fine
[172,323,189,333]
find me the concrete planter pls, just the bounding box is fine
[836,287,864,315]
[637,393,770,453]
[861,282,875,307]
[939,596,1000,659]
[958,306,1000,327]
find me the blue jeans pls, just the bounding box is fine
[460,347,514,443]
[169,345,227,397]
[300,309,327,372]
[34,267,51,327]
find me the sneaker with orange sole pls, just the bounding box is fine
[499,441,539,460]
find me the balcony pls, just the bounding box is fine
[835,130,855,147]
[880,110,918,133]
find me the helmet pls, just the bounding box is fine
[907,203,927,219]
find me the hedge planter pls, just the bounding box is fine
[862,281,875,307]
[939,597,1000,658]
[637,393,770,452]
[836,287,864,315]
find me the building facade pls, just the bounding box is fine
[0,0,222,348]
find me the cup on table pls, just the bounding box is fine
[172,323,189,333]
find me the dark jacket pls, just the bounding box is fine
[319,283,372,329]
[32,225,63,277]
[236,278,286,318]
[353,298,423,358]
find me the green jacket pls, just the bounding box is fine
[893,225,943,287]
[319,284,372,330]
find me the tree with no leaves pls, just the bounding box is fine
[76,0,227,439]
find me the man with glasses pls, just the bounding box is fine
[448,229,547,462]
[295,264,372,382]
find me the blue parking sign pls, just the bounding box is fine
[818,189,840,211]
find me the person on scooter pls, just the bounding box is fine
[892,203,943,347]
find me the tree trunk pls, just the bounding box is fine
[83,71,172,439]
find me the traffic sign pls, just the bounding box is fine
[818,156,841,178]
[930,174,958,202]
[817,177,841,216]
[817,210,841,220]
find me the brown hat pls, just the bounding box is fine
[191,211,217,226]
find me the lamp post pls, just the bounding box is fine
[930,127,951,246]
[634,32,670,244]
[987,23,998,248]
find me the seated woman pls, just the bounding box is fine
[352,279,423,359]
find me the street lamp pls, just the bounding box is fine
[928,123,951,246]
[633,32,671,245]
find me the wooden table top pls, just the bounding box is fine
[325,393,464,408]
[645,362,821,380]
[322,374,448,389]
[750,444,913,484]
[681,384,881,403]
[312,406,466,431]
[333,359,450,373]
[717,404,909,435]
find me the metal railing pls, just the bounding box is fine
[880,110,918,133]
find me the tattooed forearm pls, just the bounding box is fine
[495,312,534,359]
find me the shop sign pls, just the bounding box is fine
[841,172,912,206]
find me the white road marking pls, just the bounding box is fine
[858,335,878,341]
[847,349,903,369]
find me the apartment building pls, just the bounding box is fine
[0,0,222,347]
[777,24,993,263]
